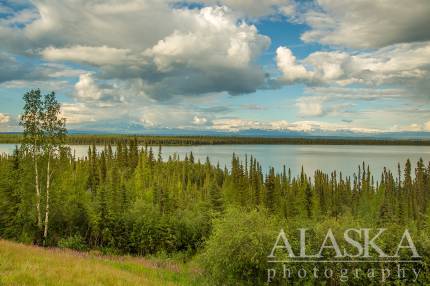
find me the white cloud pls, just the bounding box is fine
[285,120,380,133]
[21,0,169,50]
[301,0,430,48]
[296,96,325,116]
[276,42,430,98]
[193,115,208,125]
[0,113,10,123]
[192,0,295,18]
[240,104,267,110]
[270,120,289,130]
[1,0,429,134]
[62,100,133,125]
[74,73,102,101]
[304,87,405,99]
[0,8,38,26]
[0,1,271,98]
[145,6,269,72]
[0,79,70,90]
[42,45,134,66]
[0,5,13,15]
[211,118,265,131]
[276,47,313,82]
[405,124,421,132]
[72,73,129,103]
[139,106,198,129]
[390,122,430,132]
[295,87,405,118]
[0,51,77,85]
[210,117,381,133]
[61,103,97,124]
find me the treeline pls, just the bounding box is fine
[1,133,430,146]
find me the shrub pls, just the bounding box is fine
[128,200,212,256]
[199,207,279,285]
[58,234,88,251]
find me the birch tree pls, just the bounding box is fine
[41,91,66,245]
[20,90,43,234]
[20,89,66,245]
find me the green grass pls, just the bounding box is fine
[0,239,202,286]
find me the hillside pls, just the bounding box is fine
[0,239,199,286]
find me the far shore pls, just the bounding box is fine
[0,133,430,146]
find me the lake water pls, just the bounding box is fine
[1,144,429,178]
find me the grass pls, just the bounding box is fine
[0,239,202,286]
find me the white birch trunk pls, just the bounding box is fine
[34,145,42,230]
[43,152,51,244]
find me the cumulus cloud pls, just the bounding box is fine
[1,0,429,134]
[73,73,135,104]
[212,118,265,131]
[0,52,79,90]
[296,96,356,117]
[0,112,17,132]
[61,103,97,124]
[301,0,430,48]
[74,73,102,101]
[192,115,208,125]
[0,79,70,90]
[240,104,267,110]
[62,99,134,125]
[146,8,267,71]
[210,117,380,133]
[390,122,430,132]
[191,0,295,18]
[0,52,39,83]
[42,46,135,66]
[304,87,405,99]
[294,87,405,118]
[1,1,271,99]
[139,105,212,129]
[15,0,171,50]
[0,113,10,123]
[276,42,430,99]
[276,47,312,82]
[296,96,325,116]
[63,76,229,130]
[284,120,379,133]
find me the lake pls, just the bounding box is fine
[1,144,429,179]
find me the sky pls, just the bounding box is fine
[0,0,430,135]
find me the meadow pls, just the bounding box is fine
[0,239,200,286]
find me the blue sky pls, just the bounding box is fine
[0,0,430,135]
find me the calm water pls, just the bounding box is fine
[1,144,429,178]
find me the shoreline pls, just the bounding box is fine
[1,134,430,146]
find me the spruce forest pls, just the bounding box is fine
[1,91,430,285]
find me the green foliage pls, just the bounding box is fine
[58,234,88,251]
[199,207,279,285]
